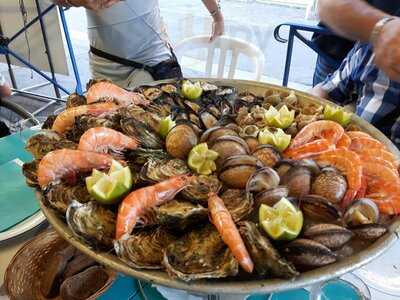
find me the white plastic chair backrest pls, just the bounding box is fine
[175,35,265,81]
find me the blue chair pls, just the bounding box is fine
[273,22,341,86]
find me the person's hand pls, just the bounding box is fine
[54,0,120,10]
[210,13,224,42]
[373,17,400,82]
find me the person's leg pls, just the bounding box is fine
[313,55,340,87]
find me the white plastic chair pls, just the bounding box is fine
[175,35,265,81]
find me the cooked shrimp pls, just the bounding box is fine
[116,175,193,239]
[208,192,254,273]
[37,149,113,188]
[86,82,149,107]
[315,148,363,206]
[283,139,335,160]
[366,182,400,215]
[349,137,385,152]
[78,127,139,155]
[336,133,351,148]
[52,102,118,134]
[289,120,344,149]
[362,162,400,191]
[346,131,372,140]
[358,155,397,173]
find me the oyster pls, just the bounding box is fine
[143,87,163,101]
[239,221,298,278]
[343,198,380,227]
[300,195,341,222]
[281,166,312,198]
[303,224,353,250]
[351,224,388,241]
[166,123,198,159]
[283,239,337,268]
[311,167,347,204]
[41,114,57,129]
[156,200,208,230]
[199,109,218,129]
[26,130,77,160]
[160,84,178,94]
[118,105,161,132]
[43,182,93,214]
[22,160,39,187]
[140,158,189,183]
[163,225,238,281]
[66,114,118,142]
[219,155,262,189]
[252,145,281,168]
[129,148,169,165]
[120,117,163,149]
[66,93,87,108]
[255,186,289,207]
[210,136,250,167]
[246,167,280,194]
[221,190,254,222]
[66,200,116,248]
[181,175,222,205]
[114,227,176,269]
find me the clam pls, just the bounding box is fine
[275,159,297,178]
[121,117,163,149]
[221,190,254,222]
[239,125,259,139]
[300,195,341,222]
[114,227,176,269]
[264,90,282,106]
[200,82,218,93]
[166,123,198,159]
[283,239,337,268]
[199,109,218,129]
[297,159,320,175]
[22,160,39,187]
[210,136,250,167]
[208,105,221,119]
[252,145,281,168]
[343,198,380,227]
[160,84,178,94]
[311,167,347,204]
[255,186,289,207]
[351,224,388,241]
[303,224,353,250]
[200,126,238,144]
[215,86,236,102]
[219,155,262,189]
[239,221,298,278]
[181,175,222,205]
[156,200,208,230]
[140,158,190,183]
[184,100,201,114]
[163,225,239,281]
[246,167,280,194]
[66,200,115,248]
[281,166,312,198]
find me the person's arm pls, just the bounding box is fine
[0,74,11,98]
[318,0,400,82]
[53,0,119,10]
[201,0,224,41]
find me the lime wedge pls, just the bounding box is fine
[259,198,303,241]
[188,143,218,175]
[182,80,203,100]
[86,169,104,191]
[264,105,295,129]
[159,116,176,138]
[110,167,133,190]
[324,105,352,126]
[258,128,291,152]
[109,160,124,173]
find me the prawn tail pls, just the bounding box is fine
[341,189,357,210]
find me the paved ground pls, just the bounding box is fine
[0,0,317,124]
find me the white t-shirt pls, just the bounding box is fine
[86,0,171,66]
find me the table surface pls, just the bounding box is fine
[0,131,399,300]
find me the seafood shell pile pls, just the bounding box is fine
[24,79,399,282]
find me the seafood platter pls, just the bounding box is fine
[23,78,400,294]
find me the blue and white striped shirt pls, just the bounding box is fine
[320,42,400,147]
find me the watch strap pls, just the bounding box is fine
[370,16,396,45]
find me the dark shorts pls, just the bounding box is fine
[313,55,341,87]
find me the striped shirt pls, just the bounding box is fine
[320,42,400,147]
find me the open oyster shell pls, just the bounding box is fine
[181,175,222,205]
[66,200,116,249]
[221,190,254,222]
[163,224,239,281]
[239,221,298,278]
[114,227,176,269]
[140,158,189,183]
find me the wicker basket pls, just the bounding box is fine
[4,228,116,300]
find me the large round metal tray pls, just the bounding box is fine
[38,79,400,295]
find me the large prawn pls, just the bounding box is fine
[86,81,149,107]
[349,137,386,152]
[78,127,139,155]
[336,133,351,149]
[283,139,334,159]
[116,175,193,240]
[354,148,399,169]
[208,192,254,273]
[37,149,113,188]
[52,102,118,134]
[315,148,364,207]
[288,120,344,149]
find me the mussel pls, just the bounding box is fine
[221,190,254,222]
[303,224,353,250]
[163,225,238,281]
[281,166,312,198]
[166,123,198,159]
[252,145,281,168]
[219,155,262,189]
[210,136,250,167]
[114,227,176,269]
[300,195,341,222]
[311,167,347,204]
[66,200,116,248]
[246,167,280,194]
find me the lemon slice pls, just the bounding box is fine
[159,116,176,138]
[324,105,352,126]
[264,105,295,129]
[182,80,203,100]
[188,143,218,175]
[86,159,133,204]
[258,128,291,152]
[259,197,303,241]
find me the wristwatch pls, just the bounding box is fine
[370,16,396,45]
